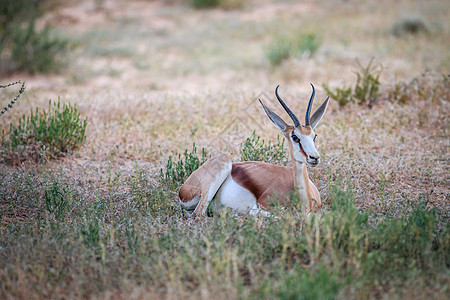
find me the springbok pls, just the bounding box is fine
[178,84,329,217]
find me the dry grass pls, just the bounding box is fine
[0,0,449,298]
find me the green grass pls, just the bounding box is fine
[266,36,292,66]
[266,33,320,66]
[391,14,430,37]
[0,0,70,74]
[0,167,447,299]
[160,143,208,189]
[190,0,246,9]
[240,131,288,166]
[1,99,87,163]
[323,58,381,107]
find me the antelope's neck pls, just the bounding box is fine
[292,161,313,213]
[287,140,313,212]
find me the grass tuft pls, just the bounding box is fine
[1,99,87,163]
[0,170,447,299]
[240,131,288,166]
[266,33,320,66]
[44,181,71,221]
[0,0,70,74]
[190,0,246,9]
[388,71,449,104]
[323,58,381,107]
[391,15,430,37]
[160,143,208,189]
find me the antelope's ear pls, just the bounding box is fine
[259,99,289,135]
[310,96,329,129]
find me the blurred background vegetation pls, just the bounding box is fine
[0,0,70,74]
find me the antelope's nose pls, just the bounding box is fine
[308,155,320,165]
[309,155,320,161]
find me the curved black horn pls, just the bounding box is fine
[275,85,300,127]
[304,83,315,126]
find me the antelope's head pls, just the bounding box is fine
[259,84,329,167]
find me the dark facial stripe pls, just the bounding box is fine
[298,141,308,158]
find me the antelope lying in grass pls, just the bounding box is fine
[178,84,329,217]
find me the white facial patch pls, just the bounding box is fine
[291,128,320,165]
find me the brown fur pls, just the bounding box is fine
[231,161,295,209]
[178,153,231,202]
[302,163,321,211]
[298,125,312,135]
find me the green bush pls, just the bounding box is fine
[190,0,220,8]
[323,58,381,107]
[240,131,288,166]
[266,37,292,66]
[1,99,87,163]
[388,72,449,104]
[270,266,342,300]
[10,22,69,73]
[365,203,440,281]
[80,216,101,249]
[266,33,320,66]
[295,33,319,56]
[160,143,208,189]
[128,166,179,217]
[0,0,69,74]
[392,15,430,37]
[324,181,369,259]
[190,0,245,9]
[44,181,71,221]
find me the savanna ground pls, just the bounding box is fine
[0,0,449,299]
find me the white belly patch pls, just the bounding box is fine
[211,176,257,215]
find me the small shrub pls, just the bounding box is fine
[320,180,369,260]
[353,59,381,105]
[190,0,245,9]
[323,58,381,107]
[160,143,208,188]
[295,33,319,57]
[392,15,429,37]
[128,166,178,217]
[272,266,342,300]
[44,181,71,221]
[240,131,288,166]
[190,0,220,8]
[1,99,87,163]
[365,203,441,283]
[218,0,245,10]
[0,80,25,117]
[266,37,292,66]
[10,22,69,73]
[266,33,320,65]
[125,223,139,254]
[80,216,101,249]
[388,72,449,104]
[322,84,353,107]
[0,0,69,74]
[388,80,411,104]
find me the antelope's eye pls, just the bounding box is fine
[292,135,300,143]
[313,134,317,142]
